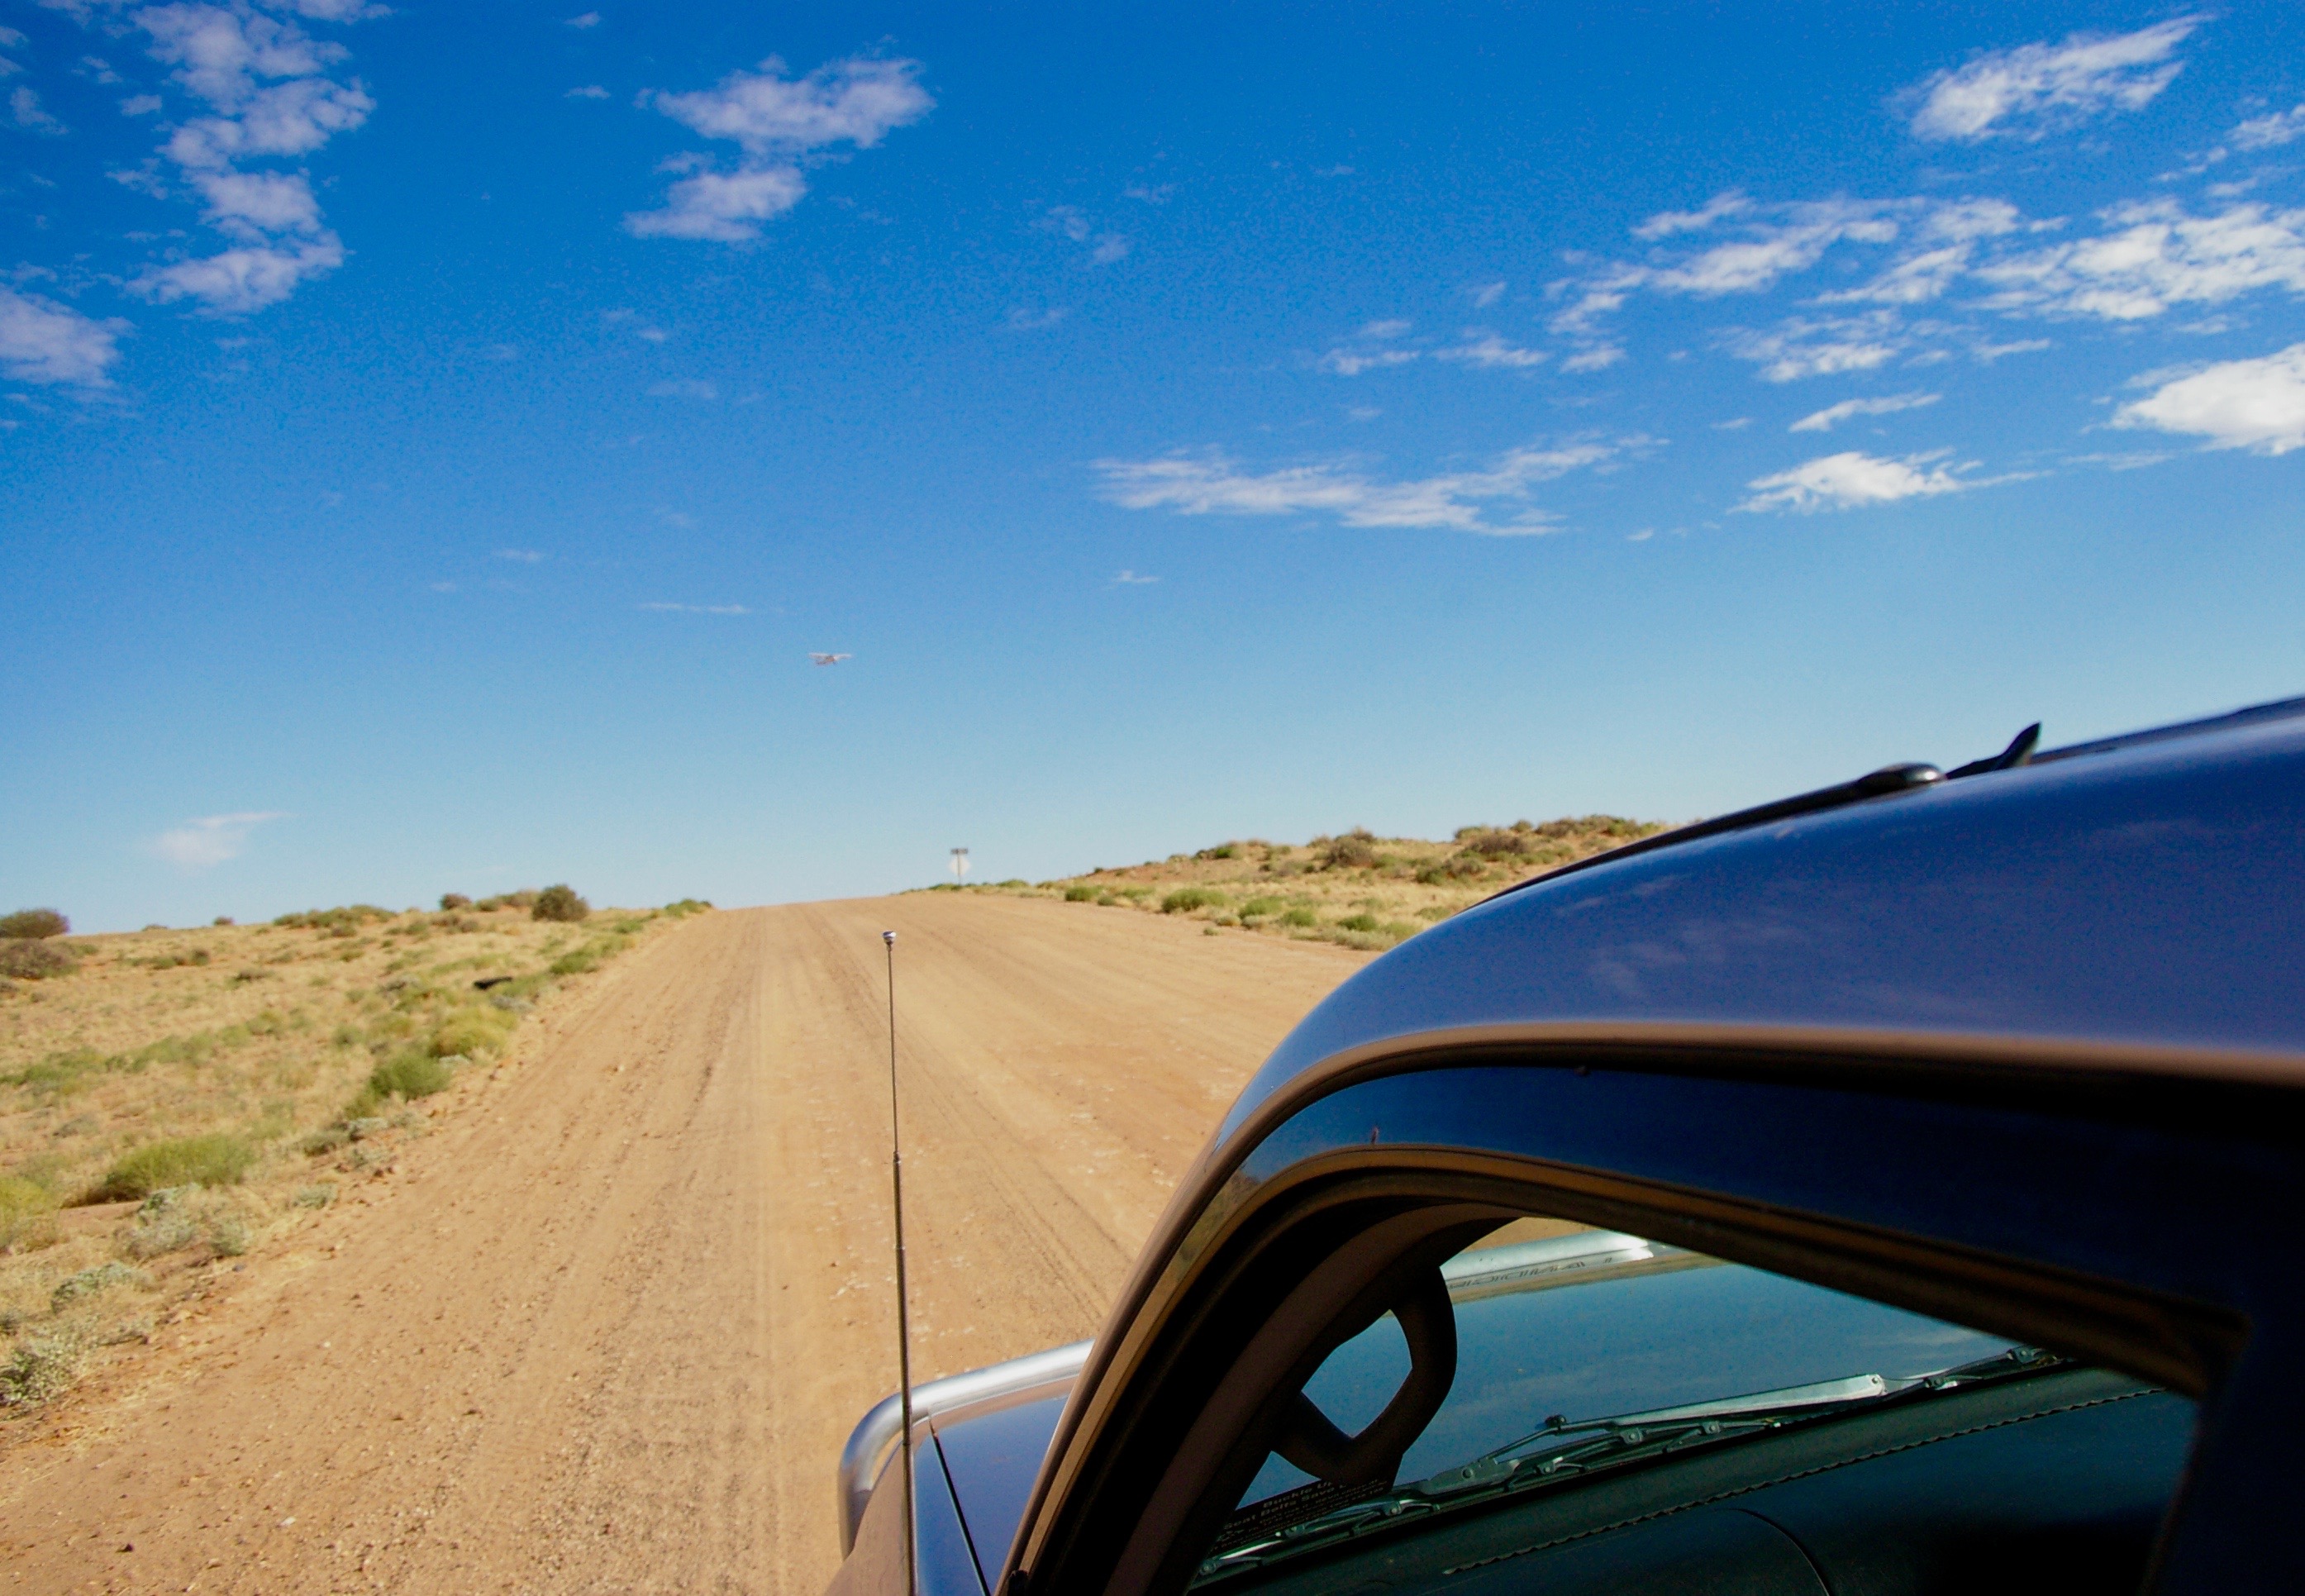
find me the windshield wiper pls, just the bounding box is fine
[1199,1346,2065,1579]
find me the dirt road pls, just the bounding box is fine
[0,897,1371,1594]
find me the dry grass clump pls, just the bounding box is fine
[0,893,710,1413]
[0,942,78,982]
[966,814,1667,952]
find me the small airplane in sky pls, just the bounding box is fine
[810,652,852,666]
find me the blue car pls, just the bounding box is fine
[831,698,2305,1596]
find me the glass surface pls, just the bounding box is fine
[1207,1224,2026,1579]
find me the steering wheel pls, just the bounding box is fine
[1271,1265,1458,1489]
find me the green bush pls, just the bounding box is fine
[370,1051,455,1100]
[1281,908,1318,927]
[1239,897,1285,918]
[0,1176,59,1250]
[1337,912,1381,932]
[1318,830,1379,869]
[90,1134,256,1201]
[0,941,77,980]
[439,893,472,911]
[532,884,589,922]
[1195,844,1238,860]
[0,1328,84,1407]
[1161,887,1227,914]
[0,909,67,940]
[1064,884,1100,902]
[430,1004,516,1058]
[663,898,712,917]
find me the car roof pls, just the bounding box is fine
[1217,699,2305,1145]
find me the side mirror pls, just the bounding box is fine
[1272,1265,1457,1488]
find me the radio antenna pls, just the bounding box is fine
[882,929,918,1596]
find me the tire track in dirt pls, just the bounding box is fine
[0,896,1369,1595]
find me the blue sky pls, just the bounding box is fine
[3,2,2303,929]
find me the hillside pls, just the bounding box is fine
[960,815,1668,950]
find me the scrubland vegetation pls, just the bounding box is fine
[0,890,709,1412]
[960,817,1665,950]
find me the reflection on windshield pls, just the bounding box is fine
[1200,1229,2029,1583]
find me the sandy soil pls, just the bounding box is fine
[0,895,1371,1594]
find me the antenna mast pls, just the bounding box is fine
[882,929,918,1596]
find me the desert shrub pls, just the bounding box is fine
[612,917,649,933]
[299,1125,350,1156]
[476,889,538,912]
[1281,908,1318,927]
[532,884,589,922]
[1064,884,1099,902]
[369,1051,455,1100]
[1337,912,1381,932]
[0,1327,85,1407]
[662,898,711,917]
[213,915,234,927]
[431,1004,515,1058]
[90,1133,256,1201]
[1318,830,1379,869]
[1161,887,1226,914]
[1239,897,1285,918]
[1417,904,1456,922]
[0,909,67,940]
[273,904,390,933]
[1461,828,1531,857]
[0,1177,59,1251]
[439,892,472,911]
[293,1184,335,1209]
[1195,844,1238,860]
[0,941,77,980]
[50,1261,146,1310]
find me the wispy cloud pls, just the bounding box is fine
[1109,569,1158,585]
[496,548,545,563]
[1096,438,1631,535]
[640,601,750,614]
[1436,331,1547,369]
[1726,312,1903,382]
[1903,17,2201,143]
[566,84,608,100]
[2113,342,2305,455]
[1633,191,1751,240]
[2232,103,2305,152]
[1737,450,1974,512]
[0,286,128,388]
[151,811,288,871]
[1037,205,1129,264]
[646,377,717,399]
[628,55,930,242]
[1974,201,2305,322]
[564,10,602,27]
[12,85,64,132]
[1004,305,1069,331]
[1789,391,1940,431]
[1468,279,1506,307]
[1318,318,1419,375]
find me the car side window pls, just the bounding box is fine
[1196,1217,2197,1594]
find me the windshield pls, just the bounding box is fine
[1198,1222,2033,1583]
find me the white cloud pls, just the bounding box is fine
[1560,345,1623,373]
[193,168,320,233]
[565,10,602,26]
[1004,305,1068,331]
[1096,439,1626,535]
[631,55,928,241]
[1977,200,2305,321]
[0,26,25,50]
[2113,342,2305,455]
[1737,450,1971,512]
[1904,18,2200,142]
[641,602,750,615]
[1109,569,1158,585]
[566,83,607,99]
[134,232,343,313]
[648,55,928,154]
[40,0,377,317]
[1320,346,1417,376]
[1789,391,1941,431]
[12,85,64,131]
[626,164,805,241]
[1727,312,1903,382]
[150,810,287,871]
[2233,104,2305,152]
[645,377,717,400]
[1633,191,1750,240]
[497,548,545,563]
[1655,201,1900,296]
[1469,279,1505,307]
[1436,332,1546,369]
[0,286,127,386]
